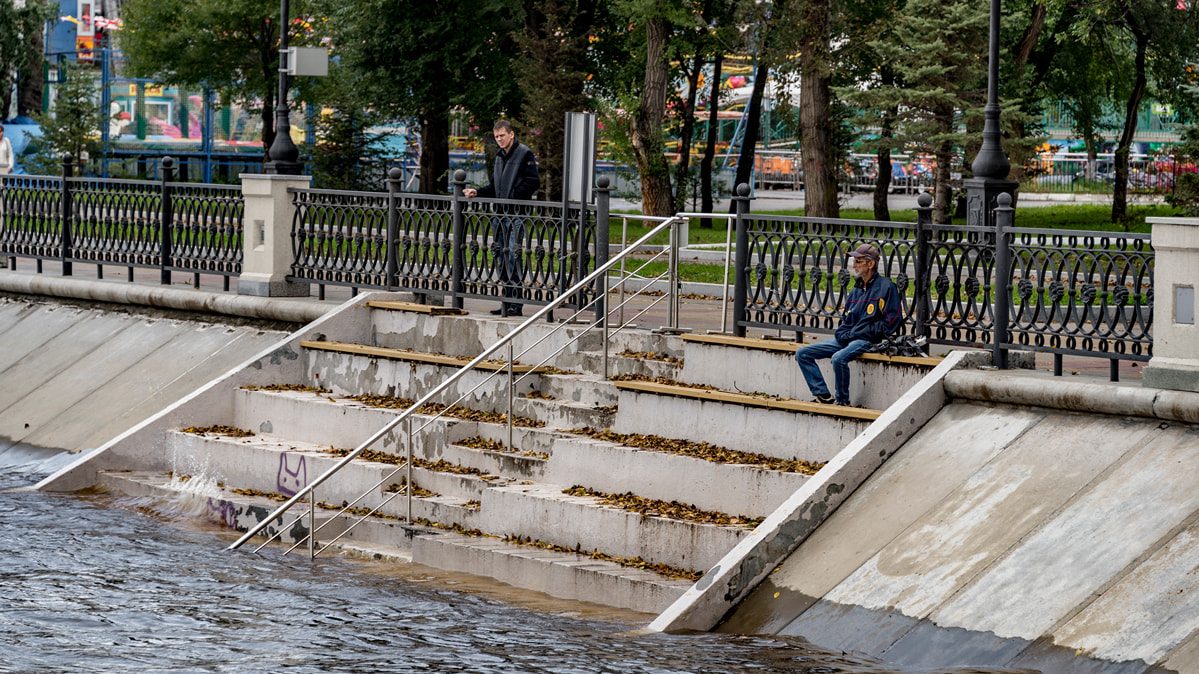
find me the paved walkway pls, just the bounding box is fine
[0,257,1143,385]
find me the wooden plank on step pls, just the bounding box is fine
[612,379,881,421]
[366,300,466,316]
[681,333,942,367]
[300,340,542,373]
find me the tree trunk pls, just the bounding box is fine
[732,62,768,196]
[874,147,892,222]
[419,108,450,195]
[799,0,838,219]
[700,53,722,228]
[934,136,954,224]
[1112,29,1148,226]
[673,53,703,213]
[630,16,674,216]
[17,26,43,118]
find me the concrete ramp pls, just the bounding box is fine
[0,294,304,457]
[714,372,1199,674]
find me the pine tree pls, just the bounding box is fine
[26,63,105,176]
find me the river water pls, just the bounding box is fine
[1,447,1021,674]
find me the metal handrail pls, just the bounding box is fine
[226,212,693,553]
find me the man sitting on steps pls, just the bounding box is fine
[795,243,902,407]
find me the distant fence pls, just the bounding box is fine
[0,156,243,289]
[0,163,1155,376]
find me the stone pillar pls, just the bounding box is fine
[1143,216,1199,392]
[237,173,312,297]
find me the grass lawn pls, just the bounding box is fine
[610,203,1179,247]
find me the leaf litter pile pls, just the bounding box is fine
[619,349,682,365]
[564,485,763,530]
[240,384,330,394]
[569,427,824,475]
[458,436,549,460]
[182,425,255,438]
[347,393,545,428]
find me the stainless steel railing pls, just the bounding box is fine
[227,212,706,555]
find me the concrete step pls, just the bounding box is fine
[162,426,751,571]
[611,379,877,463]
[570,350,683,380]
[96,469,690,614]
[532,372,621,407]
[302,343,540,411]
[678,333,942,410]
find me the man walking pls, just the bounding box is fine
[795,243,902,407]
[463,120,540,317]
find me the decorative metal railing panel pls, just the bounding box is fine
[1005,228,1153,360]
[739,215,919,336]
[289,188,391,288]
[392,192,454,294]
[169,183,244,276]
[459,199,593,306]
[70,177,163,268]
[924,224,998,348]
[0,175,65,260]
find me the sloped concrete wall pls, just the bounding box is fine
[713,371,1199,674]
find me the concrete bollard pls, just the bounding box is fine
[237,173,312,297]
[1143,216,1199,392]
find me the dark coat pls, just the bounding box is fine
[476,142,539,201]
[835,272,903,344]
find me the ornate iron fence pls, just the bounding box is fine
[288,169,601,310]
[731,192,1154,378]
[0,156,243,284]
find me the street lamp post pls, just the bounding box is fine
[964,0,1016,229]
[265,0,302,175]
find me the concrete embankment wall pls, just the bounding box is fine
[715,371,1199,674]
[0,275,332,463]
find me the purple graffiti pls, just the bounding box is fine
[277,453,307,496]
[206,498,237,528]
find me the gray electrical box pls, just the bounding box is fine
[1176,285,1195,325]
[286,47,329,77]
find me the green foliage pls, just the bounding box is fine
[118,0,308,148]
[0,0,55,116]
[26,63,104,176]
[1167,125,1199,216]
[302,65,393,191]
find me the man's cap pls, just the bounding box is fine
[848,243,880,262]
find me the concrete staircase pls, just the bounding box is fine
[81,294,941,614]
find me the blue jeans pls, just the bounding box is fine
[794,337,872,404]
[493,216,524,309]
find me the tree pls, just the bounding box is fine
[619,1,679,217]
[797,0,838,218]
[26,63,105,175]
[302,64,393,191]
[0,0,55,118]
[868,0,989,223]
[1069,0,1198,223]
[119,0,310,158]
[514,0,598,201]
[320,0,521,194]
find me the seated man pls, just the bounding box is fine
[795,243,902,407]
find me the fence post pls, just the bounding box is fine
[237,173,312,297]
[992,192,1014,369]
[60,153,74,277]
[731,182,751,338]
[385,167,402,291]
[451,169,466,310]
[594,175,611,321]
[914,191,933,347]
[159,156,175,285]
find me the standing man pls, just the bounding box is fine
[795,244,902,407]
[464,120,540,317]
[0,126,13,175]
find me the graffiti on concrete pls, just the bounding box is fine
[206,497,237,529]
[277,453,307,496]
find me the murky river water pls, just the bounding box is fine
[1,447,1024,673]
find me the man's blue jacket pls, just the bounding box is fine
[834,272,903,344]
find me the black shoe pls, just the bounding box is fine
[507,307,523,317]
[490,308,505,316]
[835,400,851,407]
[812,394,834,405]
